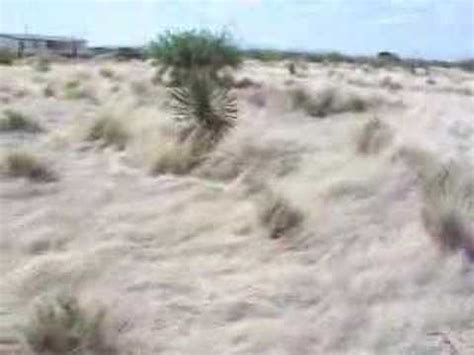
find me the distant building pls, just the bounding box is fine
[0,33,87,57]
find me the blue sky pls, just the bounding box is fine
[0,0,473,60]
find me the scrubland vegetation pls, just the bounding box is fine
[0,30,473,354]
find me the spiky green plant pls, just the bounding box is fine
[170,71,237,143]
[149,29,241,85]
[149,29,241,71]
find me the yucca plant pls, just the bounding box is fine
[149,29,241,85]
[170,71,237,144]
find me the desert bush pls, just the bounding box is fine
[63,80,83,100]
[43,84,55,98]
[86,116,128,150]
[170,71,237,143]
[129,81,149,97]
[20,293,114,354]
[1,151,56,182]
[197,135,301,181]
[356,117,393,154]
[257,189,304,239]
[63,80,96,101]
[149,135,206,175]
[288,62,296,75]
[99,67,115,79]
[380,76,402,91]
[289,86,367,117]
[0,48,15,65]
[0,110,42,132]
[417,160,473,258]
[149,29,241,83]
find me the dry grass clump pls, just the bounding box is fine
[63,80,92,101]
[1,151,57,182]
[380,76,402,91]
[197,134,301,181]
[99,67,115,79]
[43,84,55,98]
[356,117,393,154]
[20,293,114,355]
[289,86,367,118]
[256,189,304,239]
[419,161,473,258]
[0,110,42,133]
[32,56,51,73]
[86,115,128,150]
[149,135,206,175]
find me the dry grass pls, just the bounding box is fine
[86,115,128,150]
[197,132,301,181]
[1,60,473,354]
[1,151,57,182]
[99,67,115,79]
[149,132,210,175]
[256,188,304,239]
[419,160,474,256]
[356,117,393,154]
[31,57,51,73]
[20,293,114,355]
[289,86,368,117]
[0,110,43,133]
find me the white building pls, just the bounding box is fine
[0,33,87,57]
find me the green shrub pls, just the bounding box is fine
[149,29,241,82]
[0,48,15,65]
[0,110,42,132]
[2,151,56,182]
[20,293,113,354]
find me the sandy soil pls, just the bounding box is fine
[0,59,473,354]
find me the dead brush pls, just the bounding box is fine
[1,151,57,182]
[149,131,211,175]
[257,188,304,239]
[19,293,114,355]
[356,117,393,154]
[419,160,474,258]
[99,67,115,79]
[86,116,128,150]
[289,86,367,118]
[0,110,43,133]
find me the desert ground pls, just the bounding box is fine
[0,58,473,354]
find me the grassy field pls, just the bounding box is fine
[0,56,473,354]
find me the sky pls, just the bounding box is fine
[0,0,473,60]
